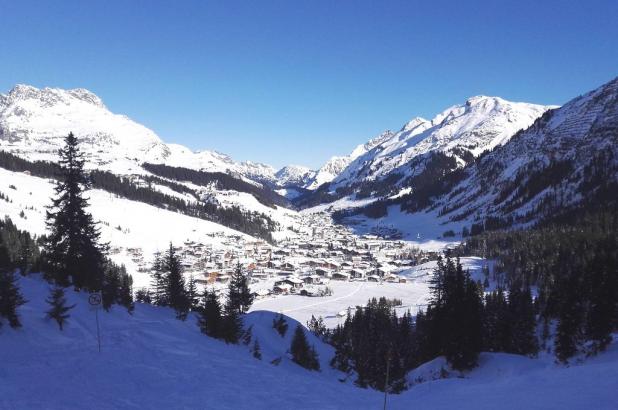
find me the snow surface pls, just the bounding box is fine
[2,274,617,410]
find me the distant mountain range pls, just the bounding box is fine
[2,77,617,238]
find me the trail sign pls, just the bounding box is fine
[89,292,102,352]
[89,293,102,306]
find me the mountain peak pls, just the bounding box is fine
[401,117,428,132]
[4,84,106,109]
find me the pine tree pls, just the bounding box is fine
[101,265,121,311]
[252,339,262,360]
[18,240,31,276]
[585,244,616,354]
[118,271,135,314]
[221,296,243,344]
[272,313,288,337]
[162,243,189,320]
[198,289,222,338]
[187,275,199,311]
[149,251,167,306]
[555,273,583,363]
[307,314,327,339]
[290,324,320,371]
[135,288,152,304]
[226,264,254,314]
[508,284,538,355]
[45,286,75,330]
[43,132,107,291]
[0,247,26,328]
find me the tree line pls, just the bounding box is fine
[0,150,277,242]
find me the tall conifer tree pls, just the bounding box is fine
[43,132,106,291]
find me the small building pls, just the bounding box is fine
[332,271,350,281]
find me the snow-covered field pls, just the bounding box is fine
[1,274,617,410]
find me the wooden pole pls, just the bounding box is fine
[383,349,391,410]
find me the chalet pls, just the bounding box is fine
[349,269,366,279]
[273,283,292,295]
[314,268,331,277]
[367,275,380,282]
[332,271,350,281]
[252,288,271,299]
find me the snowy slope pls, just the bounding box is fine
[2,274,617,410]
[0,168,257,289]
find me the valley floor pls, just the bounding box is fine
[1,275,617,410]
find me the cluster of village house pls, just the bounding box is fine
[112,212,431,298]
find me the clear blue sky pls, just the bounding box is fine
[1,1,617,169]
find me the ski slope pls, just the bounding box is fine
[1,274,617,410]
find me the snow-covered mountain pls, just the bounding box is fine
[0,85,280,184]
[329,96,553,190]
[275,165,315,187]
[431,76,618,226]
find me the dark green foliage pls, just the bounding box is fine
[198,289,222,338]
[187,275,199,311]
[135,288,152,304]
[0,247,26,328]
[461,210,618,360]
[101,263,134,313]
[330,298,412,392]
[426,257,483,371]
[272,314,288,337]
[45,286,75,330]
[307,315,327,339]
[252,339,262,360]
[43,133,107,291]
[290,325,320,371]
[142,162,288,209]
[118,270,135,314]
[0,217,41,274]
[226,265,254,314]
[163,243,189,320]
[221,303,243,344]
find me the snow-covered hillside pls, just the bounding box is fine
[329,96,553,189]
[433,76,618,226]
[0,84,283,185]
[2,274,617,410]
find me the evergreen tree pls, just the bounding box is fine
[290,325,320,371]
[101,264,121,311]
[226,264,254,314]
[118,271,135,314]
[18,240,31,276]
[43,132,107,291]
[221,297,243,344]
[307,314,327,339]
[149,251,167,306]
[272,313,288,337]
[135,288,152,304]
[508,284,538,355]
[187,275,199,311]
[162,243,189,320]
[0,248,26,328]
[45,286,75,330]
[252,339,262,360]
[198,289,222,338]
[555,273,583,363]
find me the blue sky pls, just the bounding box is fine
[0,1,617,169]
